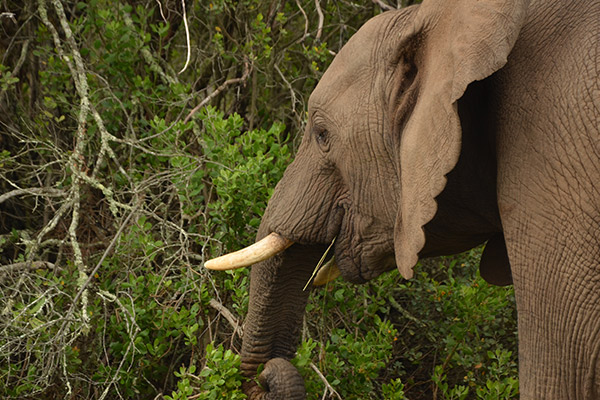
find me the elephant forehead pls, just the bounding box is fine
[308,49,380,118]
[309,12,403,109]
[309,59,372,111]
[309,84,368,124]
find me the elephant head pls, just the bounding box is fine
[206,0,600,398]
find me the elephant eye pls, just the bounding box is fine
[315,128,330,152]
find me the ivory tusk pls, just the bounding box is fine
[313,257,341,286]
[204,232,293,271]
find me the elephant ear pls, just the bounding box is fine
[394,0,529,279]
[479,234,513,286]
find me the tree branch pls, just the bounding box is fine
[183,61,251,124]
[371,0,395,11]
[122,6,178,86]
[0,261,56,274]
[0,39,29,103]
[0,187,64,204]
[310,362,343,400]
[295,0,309,43]
[314,0,324,41]
[177,0,191,74]
[209,298,243,338]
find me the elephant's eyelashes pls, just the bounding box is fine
[315,128,330,152]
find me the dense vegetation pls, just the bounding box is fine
[0,1,518,398]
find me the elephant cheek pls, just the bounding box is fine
[334,209,395,283]
[261,154,347,244]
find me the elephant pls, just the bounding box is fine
[205,0,600,398]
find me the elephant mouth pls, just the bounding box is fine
[204,232,343,285]
[205,212,395,286]
[205,199,396,285]
[205,202,349,282]
[333,212,397,283]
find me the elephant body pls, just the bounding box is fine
[221,0,600,398]
[494,2,600,395]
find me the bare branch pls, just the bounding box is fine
[310,362,343,400]
[27,193,74,260]
[183,61,251,124]
[178,0,191,74]
[295,0,309,43]
[0,187,64,204]
[156,0,167,22]
[42,0,93,331]
[275,64,297,115]
[121,7,178,86]
[96,290,141,400]
[371,0,395,11]
[209,298,243,338]
[55,205,139,340]
[0,39,29,102]
[0,12,17,24]
[0,261,56,274]
[314,0,324,41]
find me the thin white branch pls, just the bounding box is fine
[62,352,73,396]
[0,261,56,273]
[0,187,64,204]
[371,0,395,11]
[27,192,75,260]
[45,0,92,333]
[310,362,343,400]
[275,64,297,114]
[314,0,324,41]
[96,290,141,400]
[0,12,17,23]
[178,0,191,74]
[47,0,90,158]
[68,183,89,329]
[156,0,167,22]
[295,0,309,42]
[55,206,138,340]
[122,7,177,86]
[183,61,251,124]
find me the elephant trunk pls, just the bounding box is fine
[243,358,306,400]
[240,242,325,400]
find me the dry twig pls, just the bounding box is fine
[310,362,343,400]
[209,298,243,338]
[178,0,191,74]
[0,39,29,103]
[0,187,64,204]
[295,0,309,42]
[371,0,395,11]
[314,0,324,41]
[183,61,252,124]
[0,262,57,284]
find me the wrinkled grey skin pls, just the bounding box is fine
[239,0,600,398]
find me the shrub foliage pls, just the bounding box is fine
[0,0,516,399]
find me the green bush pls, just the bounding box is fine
[165,343,246,400]
[287,248,517,400]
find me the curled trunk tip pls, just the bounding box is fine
[244,358,306,399]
